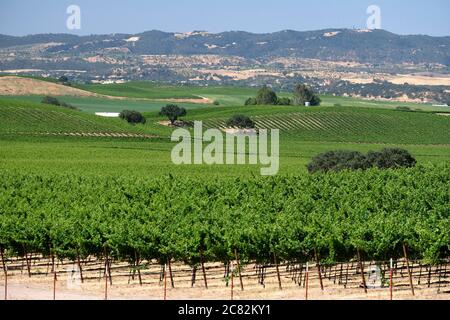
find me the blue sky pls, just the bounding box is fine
[0,0,449,36]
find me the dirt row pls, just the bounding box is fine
[1,256,448,300]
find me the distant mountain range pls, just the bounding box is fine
[1,29,449,65]
[1,29,449,103]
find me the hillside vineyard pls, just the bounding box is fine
[0,166,448,265]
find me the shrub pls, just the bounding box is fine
[334,103,342,107]
[58,76,69,84]
[41,96,60,106]
[119,110,146,124]
[367,148,417,169]
[245,97,257,106]
[293,84,321,106]
[213,100,220,106]
[255,85,278,105]
[41,96,77,110]
[307,148,416,173]
[307,150,369,173]
[159,104,186,125]
[277,97,292,105]
[396,106,412,112]
[226,114,256,129]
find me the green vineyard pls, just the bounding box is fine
[199,108,450,144]
[0,99,148,136]
[0,166,449,267]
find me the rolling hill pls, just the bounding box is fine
[1,29,449,65]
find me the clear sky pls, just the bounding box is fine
[0,0,449,36]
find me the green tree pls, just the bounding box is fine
[58,76,69,84]
[244,97,257,106]
[293,84,321,106]
[367,148,416,169]
[159,104,187,125]
[226,114,255,129]
[255,85,278,105]
[119,110,146,124]
[277,97,292,106]
[307,150,369,173]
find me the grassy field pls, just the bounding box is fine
[1,83,450,178]
[0,94,450,176]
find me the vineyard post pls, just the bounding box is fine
[0,246,6,275]
[168,257,174,288]
[200,249,208,289]
[427,265,432,288]
[24,246,31,278]
[133,250,142,286]
[164,263,167,301]
[314,249,324,291]
[437,263,442,293]
[3,265,7,301]
[357,249,367,294]
[104,261,108,301]
[104,245,109,300]
[274,253,282,290]
[402,244,415,296]
[305,262,309,301]
[230,261,234,301]
[390,258,393,301]
[76,249,84,283]
[53,270,57,300]
[234,249,244,291]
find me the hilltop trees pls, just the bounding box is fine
[119,110,146,124]
[159,104,187,125]
[245,84,319,106]
[293,84,321,106]
[256,85,278,105]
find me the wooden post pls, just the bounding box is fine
[437,263,442,293]
[133,251,142,286]
[4,265,7,301]
[298,264,303,286]
[230,263,234,301]
[104,260,108,301]
[108,258,113,286]
[427,265,432,288]
[53,271,57,300]
[274,253,282,290]
[191,266,197,287]
[357,250,367,294]
[168,258,174,288]
[390,258,393,301]
[76,250,84,284]
[200,249,208,289]
[164,263,167,301]
[403,244,415,296]
[314,250,324,291]
[24,249,31,278]
[418,262,422,285]
[305,262,309,301]
[344,263,349,288]
[104,246,109,300]
[1,246,6,275]
[235,249,244,291]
